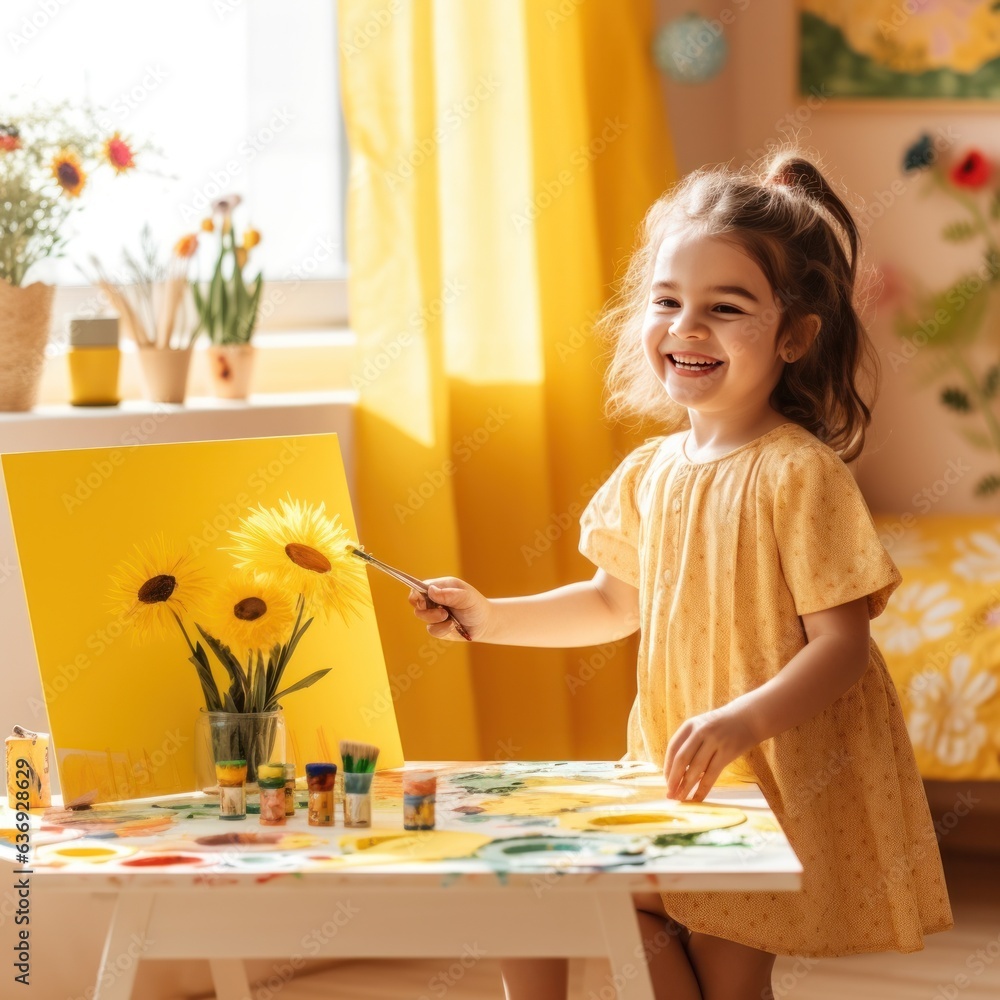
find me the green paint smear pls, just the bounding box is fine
[450,772,527,796]
[652,831,754,849]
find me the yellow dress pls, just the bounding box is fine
[578,422,954,958]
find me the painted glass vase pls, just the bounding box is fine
[194,708,287,791]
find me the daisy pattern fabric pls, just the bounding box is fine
[872,514,1000,780]
[578,423,953,957]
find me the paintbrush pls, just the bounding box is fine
[350,548,473,640]
[339,740,379,828]
[339,740,380,773]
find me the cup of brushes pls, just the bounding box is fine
[341,740,379,827]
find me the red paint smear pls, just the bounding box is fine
[121,854,201,868]
[254,873,287,884]
[195,832,282,847]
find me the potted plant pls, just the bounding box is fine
[109,496,369,789]
[189,195,264,400]
[88,225,200,403]
[0,104,141,410]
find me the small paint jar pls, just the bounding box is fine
[402,771,437,830]
[67,317,120,406]
[216,760,247,821]
[5,727,51,810]
[305,763,336,826]
[257,763,286,826]
[343,771,374,828]
[283,763,296,816]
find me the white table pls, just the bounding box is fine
[2,760,800,1000]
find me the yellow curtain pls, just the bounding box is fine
[339,0,676,761]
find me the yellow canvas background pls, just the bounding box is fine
[3,433,403,803]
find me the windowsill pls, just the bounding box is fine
[33,327,359,406]
[1,390,358,421]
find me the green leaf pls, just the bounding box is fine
[990,190,1000,220]
[272,668,333,703]
[942,220,976,242]
[975,474,1000,497]
[253,650,267,713]
[196,625,248,708]
[941,387,971,412]
[912,273,992,349]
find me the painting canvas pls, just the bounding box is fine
[2,433,403,804]
[799,1,1000,101]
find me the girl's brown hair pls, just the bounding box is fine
[599,150,878,462]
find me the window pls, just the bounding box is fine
[3,0,348,329]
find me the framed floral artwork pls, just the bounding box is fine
[798,1,1000,106]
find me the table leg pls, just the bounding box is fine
[93,892,154,1000]
[594,892,655,1000]
[209,959,253,1000]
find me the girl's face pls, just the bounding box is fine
[642,230,787,417]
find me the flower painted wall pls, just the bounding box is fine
[656,0,1000,514]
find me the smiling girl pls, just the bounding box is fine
[410,152,953,1000]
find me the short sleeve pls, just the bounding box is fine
[578,438,663,588]
[773,444,901,618]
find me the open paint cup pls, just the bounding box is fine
[402,770,437,830]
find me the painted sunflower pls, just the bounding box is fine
[103,132,136,174]
[227,497,368,623]
[51,149,86,197]
[213,572,296,654]
[109,536,210,644]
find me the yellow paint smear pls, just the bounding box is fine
[335,828,492,864]
[560,804,746,835]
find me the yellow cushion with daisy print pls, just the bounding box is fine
[872,515,1000,780]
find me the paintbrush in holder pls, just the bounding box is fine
[340,740,379,827]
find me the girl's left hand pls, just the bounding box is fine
[664,705,759,802]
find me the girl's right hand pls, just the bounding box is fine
[408,577,491,641]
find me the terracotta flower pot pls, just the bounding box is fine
[0,280,55,412]
[207,343,255,399]
[137,346,193,404]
